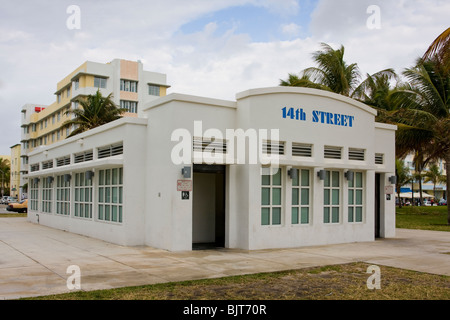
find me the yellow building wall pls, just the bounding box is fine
[56,62,87,92]
[9,145,20,198]
[84,75,94,88]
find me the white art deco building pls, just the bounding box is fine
[26,87,397,251]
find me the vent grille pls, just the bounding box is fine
[30,163,40,172]
[292,143,312,157]
[193,137,227,154]
[324,146,342,159]
[349,148,365,161]
[263,141,285,155]
[375,153,384,165]
[74,151,93,163]
[56,156,71,167]
[42,160,53,170]
[98,143,124,159]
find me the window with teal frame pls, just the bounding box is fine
[98,168,123,223]
[30,179,39,211]
[42,177,53,213]
[56,175,70,215]
[74,172,93,219]
[261,167,282,226]
[324,170,340,223]
[348,172,364,222]
[291,169,310,225]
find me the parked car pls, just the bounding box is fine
[438,199,447,206]
[1,196,9,204]
[6,199,28,213]
[423,199,432,206]
[6,196,17,204]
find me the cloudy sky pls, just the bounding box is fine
[0,0,449,154]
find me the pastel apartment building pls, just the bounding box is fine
[17,59,170,198]
[9,144,21,198]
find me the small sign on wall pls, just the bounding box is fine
[177,180,192,192]
[181,191,190,200]
[385,185,394,195]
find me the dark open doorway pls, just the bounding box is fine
[192,164,226,250]
[375,173,381,238]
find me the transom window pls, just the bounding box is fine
[261,167,282,226]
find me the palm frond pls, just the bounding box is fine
[63,90,126,138]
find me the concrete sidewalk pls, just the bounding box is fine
[0,217,449,300]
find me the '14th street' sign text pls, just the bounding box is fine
[282,107,355,127]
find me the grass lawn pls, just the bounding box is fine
[396,205,450,231]
[0,213,27,218]
[10,206,450,301]
[24,262,450,300]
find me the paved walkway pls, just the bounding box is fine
[0,217,449,299]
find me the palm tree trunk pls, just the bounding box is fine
[396,183,402,208]
[433,183,436,204]
[446,153,450,225]
[419,178,423,206]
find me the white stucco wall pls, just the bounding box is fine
[26,118,147,246]
[26,87,397,252]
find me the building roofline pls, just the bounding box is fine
[143,93,236,111]
[375,122,397,131]
[236,87,378,116]
[147,82,171,88]
[27,117,147,157]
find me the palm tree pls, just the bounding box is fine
[280,43,361,96]
[385,53,449,223]
[351,69,400,110]
[64,90,127,138]
[395,158,412,208]
[423,163,447,200]
[0,157,10,197]
[280,73,331,91]
[423,27,449,74]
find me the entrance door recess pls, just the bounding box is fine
[375,173,381,238]
[192,164,225,250]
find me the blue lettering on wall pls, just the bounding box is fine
[282,107,306,121]
[286,108,355,127]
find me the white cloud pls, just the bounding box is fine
[258,0,301,16]
[0,0,449,153]
[0,28,32,42]
[281,23,302,37]
[309,0,450,76]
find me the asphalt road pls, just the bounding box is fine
[0,204,12,214]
